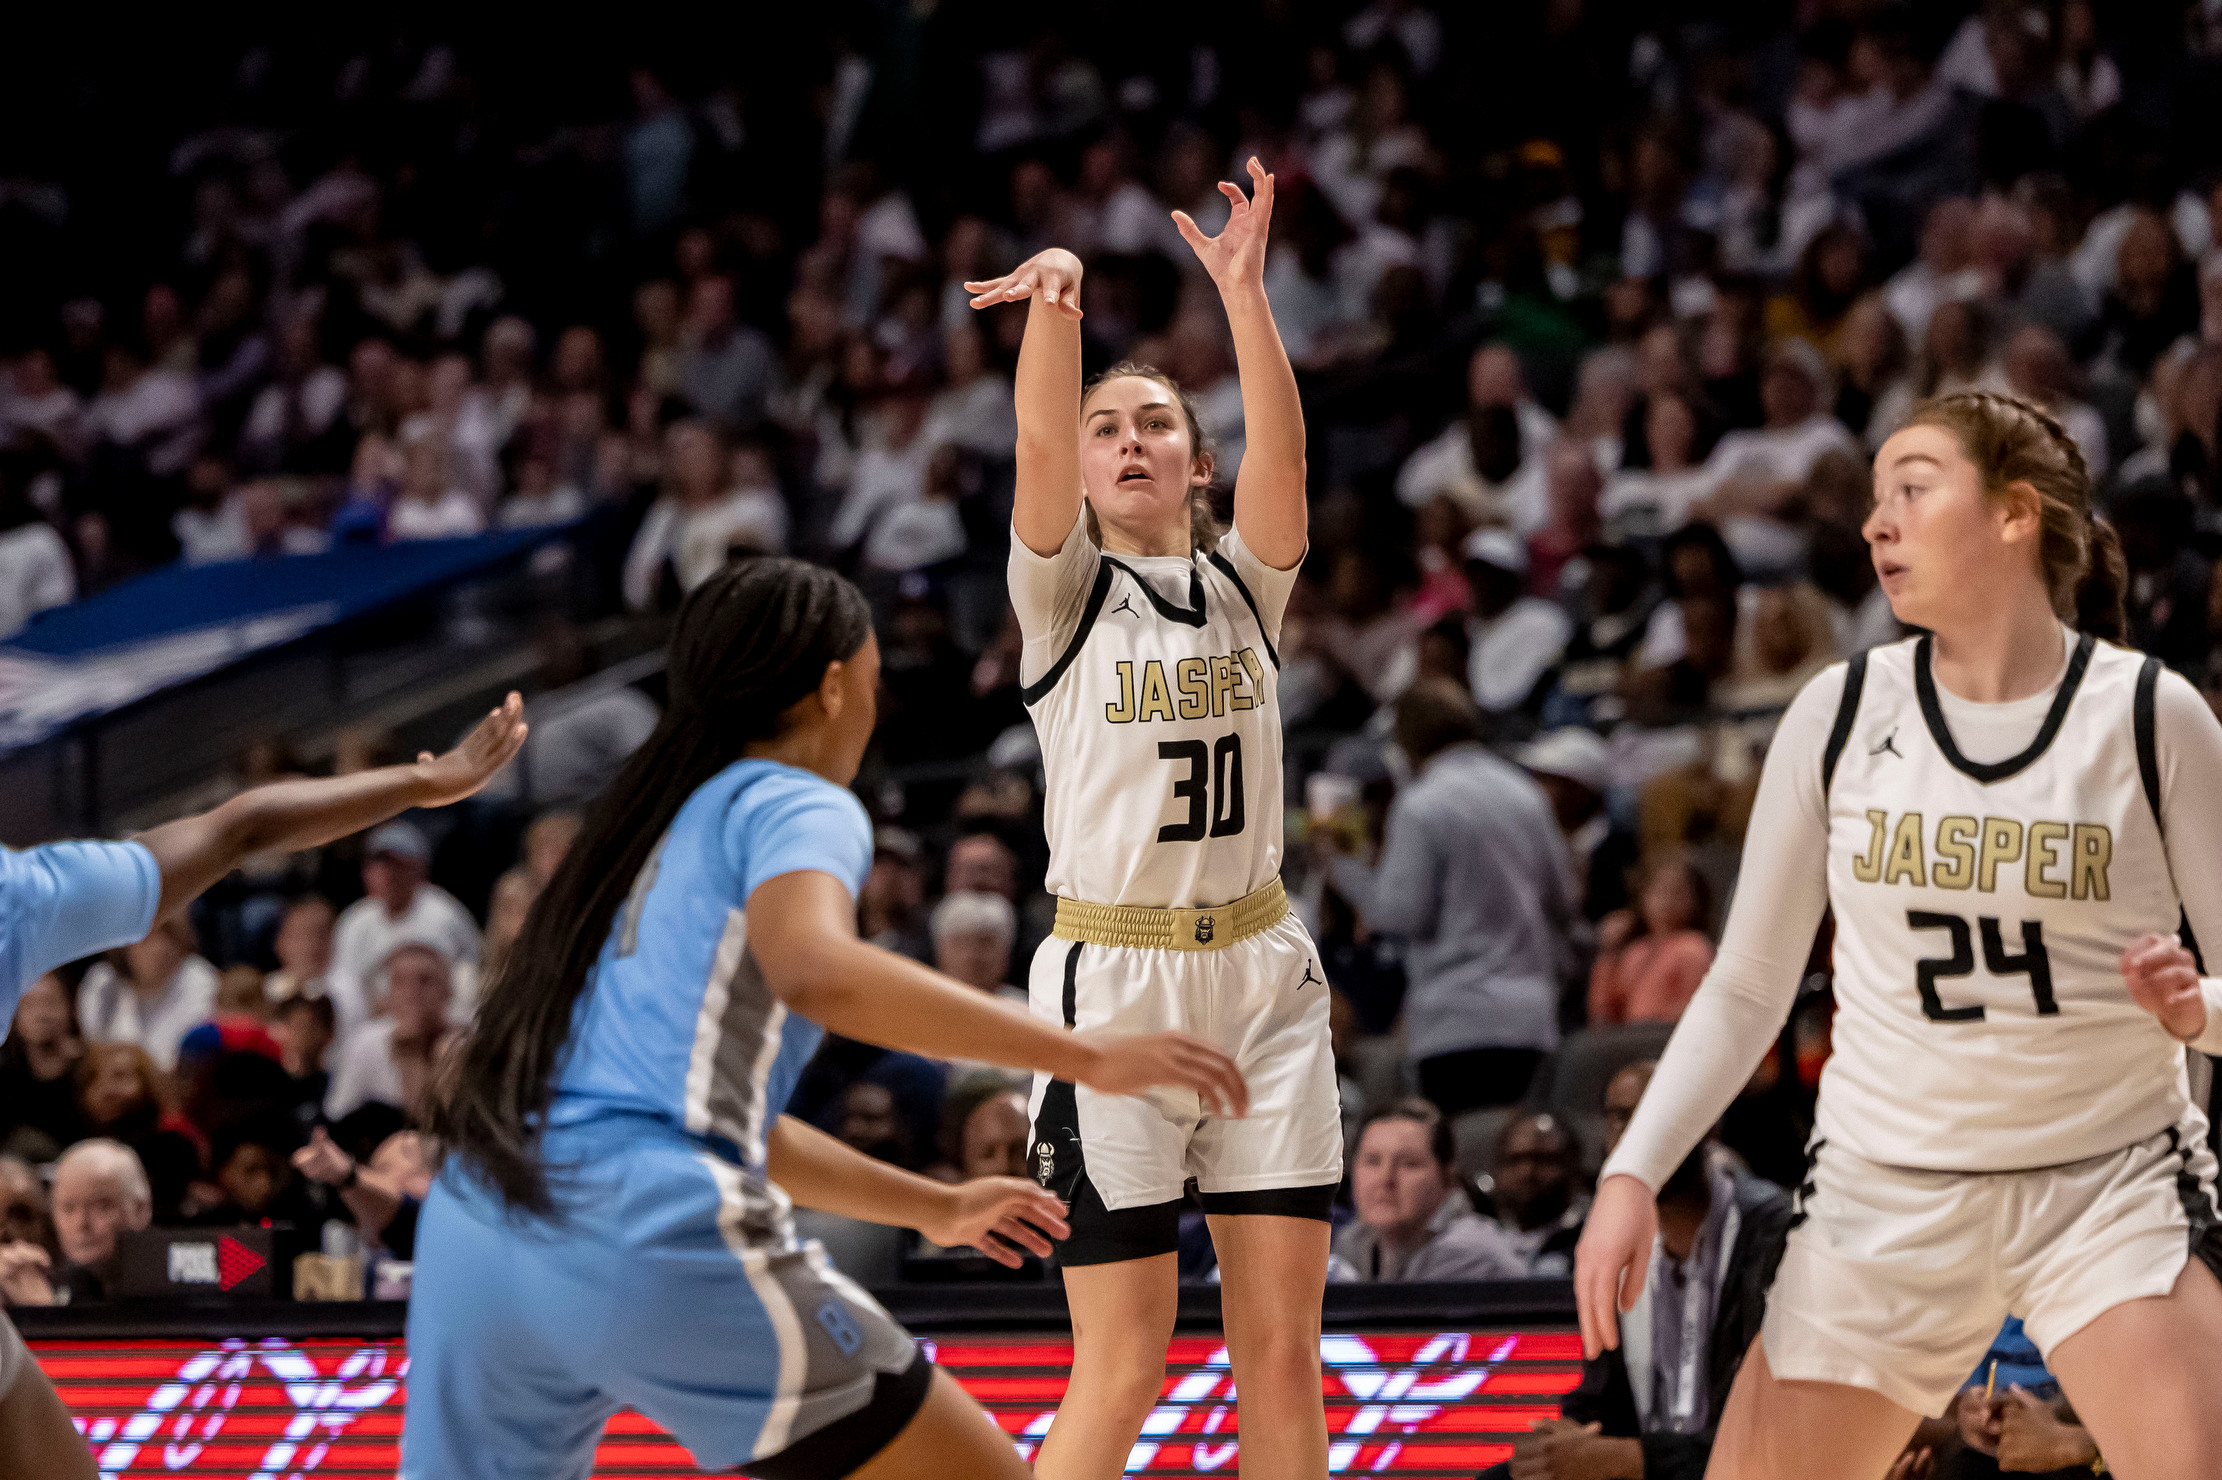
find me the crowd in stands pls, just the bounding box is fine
[7,4,2222,1470]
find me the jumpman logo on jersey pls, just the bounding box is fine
[1870,728,1903,759]
[1110,594,1141,619]
[1298,960,1322,990]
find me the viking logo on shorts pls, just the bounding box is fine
[1194,914,1215,944]
[1034,1140,1054,1185]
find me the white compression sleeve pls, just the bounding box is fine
[1597,667,1841,1191]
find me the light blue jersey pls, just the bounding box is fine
[0,840,160,1033]
[405,759,921,1480]
[548,758,872,1164]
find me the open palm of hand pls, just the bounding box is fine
[1174,156,1275,292]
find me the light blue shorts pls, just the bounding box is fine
[400,1116,922,1480]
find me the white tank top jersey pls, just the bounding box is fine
[1816,632,2193,1170]
[1010,510,1299,910]
[1604,626,2222,1191]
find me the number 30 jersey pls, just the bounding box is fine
[1820,631,2193,1170]
[1010,511,1297,910]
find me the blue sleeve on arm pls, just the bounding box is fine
[726,772,874,903]
[1,840,161,1006]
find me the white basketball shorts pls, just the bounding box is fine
[1762,1114,2222,1417]
[1025,912,1344,1265]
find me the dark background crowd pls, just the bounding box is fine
[5,3,2221,1472]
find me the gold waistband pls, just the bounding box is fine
[1052,879,1288,953]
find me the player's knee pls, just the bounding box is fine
[1071,1352,1170,1419]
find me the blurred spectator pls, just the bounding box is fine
[479,630,661,807]
[931,891,1020,998]
[1325,681,1573,1114]
[0,467,73,640]
[624,420,784,611]
[1398,344,1557,530]
[387,436,484,541]
[72,1044,200,1223]
[46,1139,154,1304]
[186,1115,312,1228]
[270,993,337,1134]
[324,941,462,1121]
[861,828,932,962]
[955,1085,1031,1182]
[1461,529,1569,718]
[481,869,538,988]
[78,916,219,1072]
[678,276,777,433]
[1529,442,1607,599]
[0,973,86,1160]
[1589,854,1716,1026]
[924,319,1017,458]
[2113,481,2211,679]
[263,895,336,1008]
[1490,1112,1587,1275]
[1489,1062,1792,1480]
[833,1082,915,1169]
[1831,293,1916,450]
[328,822,480,1034]
[1603,392,1714,540]
[1519,727,1639,923]
[1333,1100,1524,1283]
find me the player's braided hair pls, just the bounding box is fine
[432,556,873,1213]
[1079,362,1223,555]
[1900,389,2127,641]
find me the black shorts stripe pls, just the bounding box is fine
[742,1349,934,1480]
[1198,1182,1338,1221]
[1020,562,1116,707]
[2167,1127,2222,1287]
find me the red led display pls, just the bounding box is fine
[34,1327,1580,1476]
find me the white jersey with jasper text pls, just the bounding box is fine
[1820,633,2197,1171]
[1010,512,1295,909]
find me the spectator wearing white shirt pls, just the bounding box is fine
[1881,196,1984,346]
[1461,529,1571,717]
[328,822,481,1039]
[324,941,463,1121]
[77,917,219,1073]
[475,625,661,808]
[1,347,86,463]
[828,390,933,556]
[0,479,73,641]
[387,436,485,542]
[1397,343,1558,531]
[861,442,966,573]
[678,276,778,433]
[1602,392,1713,542]
[495,444,587,530]
[622,422,786,611]
[86,339,202,479]
[1694,340,1860,577]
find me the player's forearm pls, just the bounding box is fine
[1011,286,1084,556]
[139,763,446,920]
[1221,283,1307,569]
[779,934,1100,1084]
[765,1115,951,1230]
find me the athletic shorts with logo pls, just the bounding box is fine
[1763,1115,2222,1417]
[1025,912,1344,1264]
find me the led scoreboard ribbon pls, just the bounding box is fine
[32,1327,1581,1476]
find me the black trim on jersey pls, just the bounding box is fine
[2137,654,2164,831]
[1206,552,1281,670]
[1101,557,1208,627]
[1821,651,1869,796]
[1912,631,2095,784]
[2133,656,2207,972]
[1020,562,1116,708]
[1060,939,1081,1028]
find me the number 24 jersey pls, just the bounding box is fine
[1010,512,1297,911]
[1821,632,2196,1170]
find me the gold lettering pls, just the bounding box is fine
[1932,816,1978,890]
[2071,824,2113,901]
[1881,811,1927,887]
[1978,817,2024,893]
[1852,810,1889,883]
[2025,821,2070,899]
[1234,649,1264,710]
[1176,658,1210,720]
[1138,661,1177,723]
[1209,655,1236,717]
[1105,661,1135,724]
